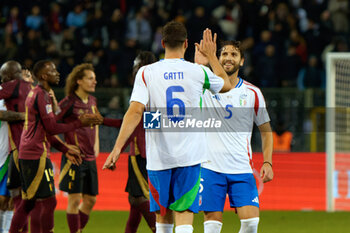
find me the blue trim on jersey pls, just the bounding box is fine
[159,58,185,61]
[235,78,243,88]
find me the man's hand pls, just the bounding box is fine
[48,89,60,114]
[195,28,217,59]
[79,113,103,126]
[93,106,104,125]
[102,148,121,171]
[260,163,274,183]
[194,45,209,65]
[65,144,82,165]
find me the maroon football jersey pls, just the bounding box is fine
[57,94,98,161]
[0,79,32,150]
[19,86,81,160]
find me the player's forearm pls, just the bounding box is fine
[48,135,68,154]
[259,122,273,163]
[261,131,273,163]
[0,110,25,122]
[94,126,100,157]
[103,118,122,128]
[44,117,81,135]
[207,55,231,92]
[112,109,142,154]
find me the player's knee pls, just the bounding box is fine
[68,196,81,209]
[83,195,96,208]
[204,211,223,222]
[239,217,259,233]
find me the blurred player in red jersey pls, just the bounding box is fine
[9,60,101,233]
[56,63,103,233]
[0,61,32,233]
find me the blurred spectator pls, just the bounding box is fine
[280,45,301,87]
[86,8,108,46]
[57,56,75,86]
[20,29,44,61]
[328,0,349,34]
[298,55,325,90]
[105,39,122,87]
[125,8,152,50]
[7,6,22,35]
[66,4,87,28]
[255,44,278,87]
[240,37,254,82]
[60,29,75,58]
[151,26,164,58]
[212,0,241,40]
[253,30,273,58]
[0,34,18,64]
[288,29,307,64]
[186,6,209,60]
[25,5,44,31]
[48,2,64,51]
[107,8,126,44]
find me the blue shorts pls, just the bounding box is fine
[199,168,259,212]
[148,164,201,215]
[0,157,10,196]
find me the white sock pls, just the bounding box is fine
[175,224,193,233]
[0,210,4,233]
[156,222,174,233]
[204,220,223,233]
[239,217,259,233]
[3,211,13,233]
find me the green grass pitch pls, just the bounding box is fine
[54,210,350,232]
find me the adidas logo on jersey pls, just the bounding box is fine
[252,196,259,204]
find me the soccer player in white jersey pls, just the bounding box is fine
[196,40,274,233]
[103,21,232,233]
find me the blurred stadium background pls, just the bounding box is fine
[1,0,350,232]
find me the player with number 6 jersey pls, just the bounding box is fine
[103,21,232,233]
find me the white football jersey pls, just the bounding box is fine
[0,86,9,167]
[130,58,224,170]
[202,78,270,174]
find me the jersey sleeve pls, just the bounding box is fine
[129,66,149,106]
[254,89,270,126]
[56,97,74,121]
[200,65,224,94]
[0,80,18,100]
[37,91,81,135]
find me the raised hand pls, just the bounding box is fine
[194,44,209,65]
[195,28,217,59]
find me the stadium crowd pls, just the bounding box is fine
[0,0,349,88]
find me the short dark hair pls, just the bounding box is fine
[32,60,51,80]
[162,21,187,49]
[218,40,244,59]
[132,51,156,78]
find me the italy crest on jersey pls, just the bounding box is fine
[239,94,247,106]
